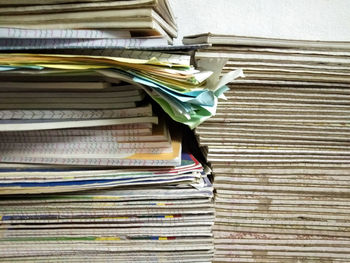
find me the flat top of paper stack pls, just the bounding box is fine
[183,33,350,50]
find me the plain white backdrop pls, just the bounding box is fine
[169,0,350,44]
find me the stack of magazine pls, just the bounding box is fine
[184,33,350,262]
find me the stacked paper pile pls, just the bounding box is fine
[0,0,176,49]
[0,42,234,260]
[0,156,214,261]
[0,52,233,129]
[184,33,350,262]
[0,70,215,261]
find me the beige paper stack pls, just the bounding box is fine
[184,33,350,262]
[0,0,177,45]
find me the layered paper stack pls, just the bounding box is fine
[0,79,198,173]
[0,155,215,261]
[0,75,215,261]
[0,44,230,260]
[0,0,177,48]
[184,33,350,262]
[0,52,231,129]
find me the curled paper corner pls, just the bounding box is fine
[190,178,205,190]
[215,68,244,99]
[196,57,228,90]
[219,92,227,100]
[215,68,244,90]
[202,164,212,175]
[214,85,230,100]
[188,68,245,129]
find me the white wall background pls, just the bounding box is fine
[169,0,350,44]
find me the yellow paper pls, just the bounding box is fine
[0,53,189,68]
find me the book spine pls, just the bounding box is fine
[0,147,168,156]
[0,125,152,137]
[0,141,170,151]
[0,38,167,50]
[0,102,136,110]
[0,107,152,120]
[0,28,130,39]
[0,156,179,166]
[0,135,151,143]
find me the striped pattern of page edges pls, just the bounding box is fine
[0,0,177,45]
[184,33,350,263]
[0,2,218,262]
[0,76,214,262]
[0,81,183,166]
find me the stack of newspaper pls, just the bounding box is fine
[184,33,350,262]
[0,0,176,48]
